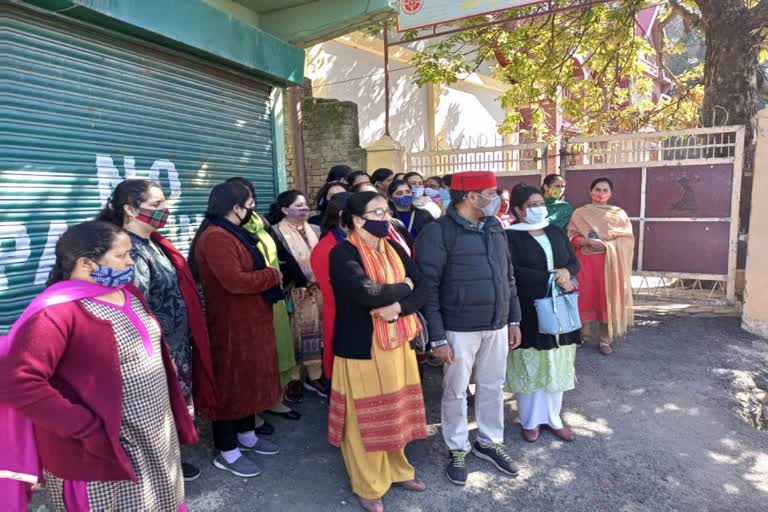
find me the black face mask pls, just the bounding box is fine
[238,207,253,226]
[362,219,390,238]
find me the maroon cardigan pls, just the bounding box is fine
[0,283,197,482]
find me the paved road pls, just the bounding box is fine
[32,312,768,511]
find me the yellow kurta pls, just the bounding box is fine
[328,340,426,499]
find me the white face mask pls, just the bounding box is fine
[525,206,548,224]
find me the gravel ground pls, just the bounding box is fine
[31,310,768,511]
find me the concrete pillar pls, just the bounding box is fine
[366,135,406,173]
[743,108,768,338]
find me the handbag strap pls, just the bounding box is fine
[547,273,560,298]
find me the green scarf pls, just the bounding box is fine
[243,214,296,385]
[545,197,575,230]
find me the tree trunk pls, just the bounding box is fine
[699,2,760,236]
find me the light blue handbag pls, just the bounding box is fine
[534,275,582,335]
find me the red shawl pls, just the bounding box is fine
[151,232,217,416]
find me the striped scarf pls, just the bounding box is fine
[347,231,421,351]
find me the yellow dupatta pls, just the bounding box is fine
[567,204,635,339]
[347,231,421,351]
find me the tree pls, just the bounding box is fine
[404,0,767,225]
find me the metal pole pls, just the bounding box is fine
[383,19,391,136]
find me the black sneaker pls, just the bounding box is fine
[285,380,304,403]
[182,462,201,481]
[303,378,329,398]
[472,441,519,477]
[445,450,468,486]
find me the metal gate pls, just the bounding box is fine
[407,142,549,190]
[562,126,745,303]
[0,6,277,332]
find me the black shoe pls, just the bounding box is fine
[303,378,329,398]
[255,421,274,436]
[472,441,519,477]
[285,380,304,403]
[182,462,201,481]
[445,450,468,486]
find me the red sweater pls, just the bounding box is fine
[310,232,339,379]
[0,284,196,482]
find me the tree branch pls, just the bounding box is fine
[668,0,702,31]
[750,0,768,30]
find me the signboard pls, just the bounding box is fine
[395,0,548,31]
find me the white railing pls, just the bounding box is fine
[566,126,744,169]
[407,142,548,177]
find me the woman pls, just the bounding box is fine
[542,174,574,229]
[189,182,281,478]
[326,164,352,184]
[97,179,217,481]
[347,170,371,188]
[404,172,442,218]
[328,192,429,512]
[269,191,325,403]
[355,183,413,255]
[309,192,349,380]
[567,178,635,355]
[0,221,196,511]
[227,177,300,427]
[388,180,434,239]
[309,180,349,226]
[496,188,515,228]
[371,168,395,197]
[505,185,582,443]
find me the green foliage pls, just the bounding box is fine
[404,0,703,140]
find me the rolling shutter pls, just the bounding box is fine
[1,6,277,332]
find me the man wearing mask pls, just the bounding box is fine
[415,171,522,487]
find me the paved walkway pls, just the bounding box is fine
[32,309,768,511]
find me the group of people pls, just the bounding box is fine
[0,164,635,512]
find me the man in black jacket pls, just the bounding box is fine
[415,171,522,486]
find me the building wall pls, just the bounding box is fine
[305,37,508,158]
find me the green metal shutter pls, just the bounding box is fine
[0,6,277,333]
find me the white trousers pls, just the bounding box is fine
[516,390,564,430]
[441,327,509,451]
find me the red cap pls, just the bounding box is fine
[450,171,497,191]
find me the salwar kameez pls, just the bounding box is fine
[328,341,426,499]
[44,294,184,511]
[505,227,582,432]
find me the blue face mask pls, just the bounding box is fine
[411,186,425,198]
[393,195,414,209]
[525,206,548,224]
[438,188,451,204]
[91,265,134,287]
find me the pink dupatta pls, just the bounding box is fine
[0,280,123,511]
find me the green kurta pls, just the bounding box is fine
[244,214,296,386]
[545,198,575,230]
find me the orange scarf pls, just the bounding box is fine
[347,231,421,351]
[567,204,635,339]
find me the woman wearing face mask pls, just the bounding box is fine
[226,177,300,433]
[309,192,350,380]
[309,180,350,227]
[567,178,634,355]
[496,188,515,228]
[404,172,442,218]
[388,180,435,240]
[542,174,574,229]
[505,185,582,443]
[0,221,196,511]
[189,182,282,478]
[268,191,326,403]
[97,179,217,482]
[371,168,395,197]
[328,192,429,512]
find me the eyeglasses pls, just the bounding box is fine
[363,208,390,218]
